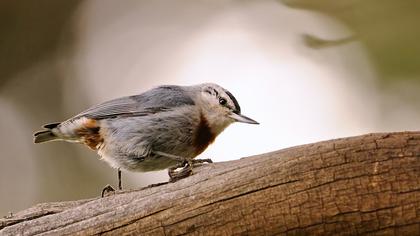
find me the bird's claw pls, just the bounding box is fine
[168,165,193,182]
[168,158,213,182]
[101,184,116,197]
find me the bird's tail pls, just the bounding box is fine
[33,122,61,143]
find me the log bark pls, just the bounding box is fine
[1,132,420,235]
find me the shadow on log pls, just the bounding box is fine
[1,132,420,235]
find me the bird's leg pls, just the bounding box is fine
[118,168,122,190]
[101,168,123,197]
[170,158,212,181]
[153,151,213,182]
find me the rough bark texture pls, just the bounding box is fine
[1,132,420,235]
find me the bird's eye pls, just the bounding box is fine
[219,97,227,106]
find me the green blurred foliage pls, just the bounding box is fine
[282,0,420,83]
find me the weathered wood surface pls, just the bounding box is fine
[1,132,419,235]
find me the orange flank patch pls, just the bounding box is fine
[75,118,104,150]
[84,118,99,129]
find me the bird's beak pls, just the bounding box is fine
[229,113,259,124]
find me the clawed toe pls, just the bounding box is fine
[168,164,193,182]
[167,158,214,182]
[101,184,116,197]
[169,169,192,182]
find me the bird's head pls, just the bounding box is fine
[195,83,259,135]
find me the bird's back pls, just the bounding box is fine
[34,85,197,148]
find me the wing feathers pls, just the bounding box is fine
[72,85,194,120]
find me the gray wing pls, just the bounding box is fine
[73,85,195,120]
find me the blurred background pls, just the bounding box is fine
[0,0,419,215]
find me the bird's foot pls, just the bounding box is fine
[168,166,192,182]
[101,168,123,197]
[168,158,213,182]
[101,184,116,197]
[168,161,192,182]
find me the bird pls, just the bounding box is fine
[34,83,259,191]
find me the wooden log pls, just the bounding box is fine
[1,132,419,235]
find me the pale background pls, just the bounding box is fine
[1,0,419,215]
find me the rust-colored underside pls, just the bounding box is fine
[193,113,216,156]
[75,118,103,150]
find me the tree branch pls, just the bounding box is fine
[1,132,420,235]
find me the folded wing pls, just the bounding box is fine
[73,85,195,120]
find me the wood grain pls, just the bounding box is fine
[1,132,419,235]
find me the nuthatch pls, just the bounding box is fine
[34,83,259,189]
